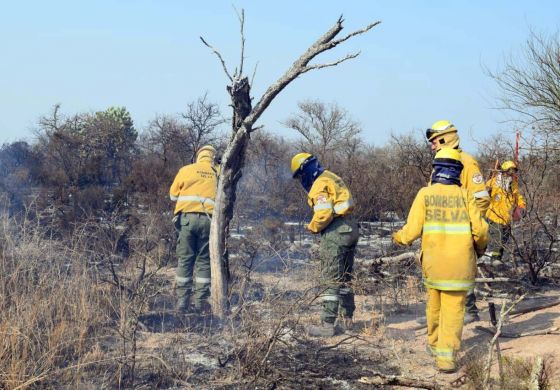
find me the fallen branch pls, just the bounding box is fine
[475,277,519,283]
[475,325,559,338]
[360,251,418,266]
[314,334,361,360]
[359,373,441,389]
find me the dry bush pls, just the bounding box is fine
[0,195,176,389]
[0,206,113,389]
[463,349,554,390]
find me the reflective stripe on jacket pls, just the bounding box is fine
[485,174,526,225]
[459,150,490,213]
[393,183,488,291]
[169,158,217,215]
[307,170,354,233]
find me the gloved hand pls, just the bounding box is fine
[475,245,487,258]
[512,206,526,221]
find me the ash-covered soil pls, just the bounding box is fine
[125,222,560,389]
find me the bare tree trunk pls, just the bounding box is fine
[205,13,380,318]
[210,78,252,316]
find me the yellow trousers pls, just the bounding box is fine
[426,288,467,369]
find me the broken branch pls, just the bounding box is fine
[199,36,233,82]
[303,52,361,73]
[475,325,559,338]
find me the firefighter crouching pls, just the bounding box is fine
[392,148,488,373]
[481,160,526,265]
[291,153,359,337]
[169,145,218,314]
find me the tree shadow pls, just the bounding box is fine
[464,311,559,349]
[505,311,560,334]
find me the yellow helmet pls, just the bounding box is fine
[426,120,458,141]
[196,145,216,162]
[434,147,462,163]
[501,160,518,172]
[290,152,313,177]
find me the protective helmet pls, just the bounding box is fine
[426,120,458,141]
[290,152,313,177]
[501,160,518,172]
[196,145,216,162]
[433,148,463,167]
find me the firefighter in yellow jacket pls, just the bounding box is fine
[481,160,526,264]
[170,145,218,314]
[291,153,359,337]
[393,148,488,372]
[426,120,490,323]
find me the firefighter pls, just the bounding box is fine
[393,148,488,373]
[480,160,526,264]
[426,120,490,323]
[170,145,218,314]
[291,153,359,337]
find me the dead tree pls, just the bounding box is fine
[201,10,380,317]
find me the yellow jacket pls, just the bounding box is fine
[458,150,490,213]
[169,156,217,215]
[485,174,526,225]
[393,183,488,291]
[307,170,354,233]
[430,149,489,213]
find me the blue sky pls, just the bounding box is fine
[0,1,558,152]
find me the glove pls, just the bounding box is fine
[392,231,402,245]
[512,206,526,221]
[475,245,487,258]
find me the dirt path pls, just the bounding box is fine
[376,294,560,387]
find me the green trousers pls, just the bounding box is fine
[466,220,511,315]
[319,216,360,324]
[175,213,211,308]
[486,219,511,259]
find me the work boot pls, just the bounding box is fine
[176,296,191,314]
[306,322,335,338]
[436,360,457,373]
[194,301,212,315]
[336,317,354,333]
[463,312,480,324]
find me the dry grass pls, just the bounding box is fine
[0,204,174,389]
[0,212,114,389]
[463,348,554,389]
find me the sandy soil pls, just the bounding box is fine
[374,292,560,388]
